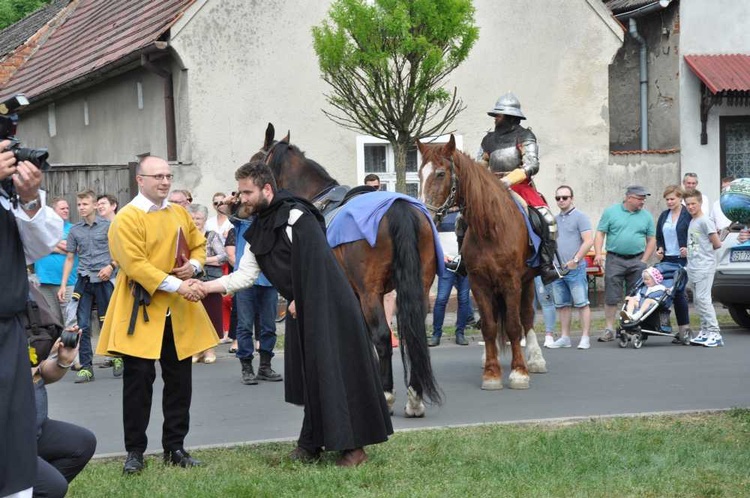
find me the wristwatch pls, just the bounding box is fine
[19,196,40,211]
[573,256,580,264]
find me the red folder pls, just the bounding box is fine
[174,227,190,269]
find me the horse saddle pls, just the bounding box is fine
[315,185,377,226]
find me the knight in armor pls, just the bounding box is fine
[448,92,564,284]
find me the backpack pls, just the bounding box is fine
[21,284,63,367]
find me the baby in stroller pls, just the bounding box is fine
[620,267,666,323]
[617,263,688,348]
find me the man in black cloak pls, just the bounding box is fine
[199,160,392,466]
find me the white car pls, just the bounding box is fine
[713,225,750,329]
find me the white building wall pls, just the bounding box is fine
[679,0,750,201]
[170,0,623,215]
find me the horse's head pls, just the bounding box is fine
[417,134,460,223]
[251,123,337,201]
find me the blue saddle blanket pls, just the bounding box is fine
[512,198,542,268]
[327,191,445,275]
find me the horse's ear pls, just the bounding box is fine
[282,131,290,143]
[446,134,456,153]
[416,139,426,155]
[264,123,275,150]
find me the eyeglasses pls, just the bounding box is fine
[139,174,174,181]
[555,196,571,201]
[213,201,222,207]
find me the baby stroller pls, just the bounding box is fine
[617,262,689,349]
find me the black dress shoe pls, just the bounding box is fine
[164,448,202,468]
[123,451,144,475]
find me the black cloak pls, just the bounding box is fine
[245,191,393,451]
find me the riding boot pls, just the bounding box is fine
[256,352,283,382]
[240,358,258,385]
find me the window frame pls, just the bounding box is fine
[355,134,464,194]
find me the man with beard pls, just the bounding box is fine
[196,160,392,467]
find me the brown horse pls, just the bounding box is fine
[254,124,442,416]
[417,135,547,390]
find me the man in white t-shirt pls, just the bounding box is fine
[710,176,734,231]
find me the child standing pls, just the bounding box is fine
[684,190,723,347]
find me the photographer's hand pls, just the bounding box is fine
[13,160,42,211]
[0,139,17,181]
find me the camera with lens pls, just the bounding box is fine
[0,94,50,202]
[60,329,80,349]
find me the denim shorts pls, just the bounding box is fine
[551,264,589,308]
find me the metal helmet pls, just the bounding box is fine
[487,92,526,119]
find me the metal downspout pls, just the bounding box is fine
[629,18,648,150]
[141,48,177,162]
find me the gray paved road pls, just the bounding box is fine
[47,325,750,456]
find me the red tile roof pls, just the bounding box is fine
[0,0,194,101]
[684,54,750,94]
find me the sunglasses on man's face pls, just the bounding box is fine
[555,196,571,201]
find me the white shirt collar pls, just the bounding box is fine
[130,192,169,213]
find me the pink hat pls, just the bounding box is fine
[644,267,663,284]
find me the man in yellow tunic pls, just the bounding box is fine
[97,156,218,475]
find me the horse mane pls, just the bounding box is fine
[268,142,339,187]
[451,150,522,240]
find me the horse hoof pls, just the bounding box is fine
[508,371,530,390]
[527,361,547,374]
[384,391,395,416]
[404,403,426,418]
[481,378,503,390]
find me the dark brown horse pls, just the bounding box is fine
[255,124,441,415]
[417,135,547,390]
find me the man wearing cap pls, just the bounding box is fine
[449,92,561,283]
[593,185,656,342]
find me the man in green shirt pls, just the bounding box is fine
[593,185,656,342]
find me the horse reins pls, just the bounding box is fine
[423,156,459,223]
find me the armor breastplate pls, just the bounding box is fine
[481,124,539,176]
[489,146,521,173]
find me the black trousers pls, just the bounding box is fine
[122,317,192,453]
[34,418,97,498]
[0,316,37,496]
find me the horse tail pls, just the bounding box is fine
[386,200,442,405]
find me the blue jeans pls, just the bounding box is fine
[235,285,278,360]
[534,276,557,333]
[551,264,590,308]
[76,278,114,369]
[432,271,471,337]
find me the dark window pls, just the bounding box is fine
[406,183,419,198]
[720,116,750,179]
[364,144,387,173]
[406,147,418,172]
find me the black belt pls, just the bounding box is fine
[608,251,643,260]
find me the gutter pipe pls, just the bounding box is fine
[629,18,649,150]
[614,0,673,150]
[141,42,177,161]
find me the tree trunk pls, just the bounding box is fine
[392,139,409,194]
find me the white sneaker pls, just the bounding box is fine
[690,330,709,346]
[703,332,724,348]
[543,334,555,348]
[547,336,571,349]
[577,336,591,350]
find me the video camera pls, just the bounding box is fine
[0,94,51,203]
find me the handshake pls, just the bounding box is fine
[177,279,209,302]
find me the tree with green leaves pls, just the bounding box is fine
[0,0,53,30]
[312,0,478,193]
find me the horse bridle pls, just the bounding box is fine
[423,156,459,223]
